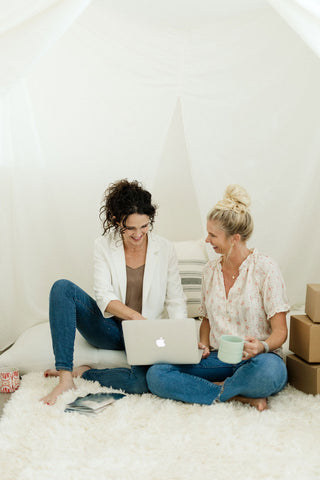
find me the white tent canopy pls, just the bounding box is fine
[1,0,320,350]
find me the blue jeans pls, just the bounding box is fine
[49,279,149,394]
[146,351,288,405]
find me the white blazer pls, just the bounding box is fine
[93,232,187,320]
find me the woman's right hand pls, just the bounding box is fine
[106,300,146,320]
[198,342,210,359]
[129,312,146,320]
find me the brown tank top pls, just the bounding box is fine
[125,264,145,314]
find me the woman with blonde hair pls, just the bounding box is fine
[147,185,289,411]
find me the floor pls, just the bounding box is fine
[0,392,12,418]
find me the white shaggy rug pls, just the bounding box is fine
[0,373,320,480]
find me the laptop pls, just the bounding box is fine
[122,318,203,366]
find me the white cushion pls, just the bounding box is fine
[174,239,209,318]
[0,322,129,375]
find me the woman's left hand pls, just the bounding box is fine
[242,336,264,360]
[198,342,210,359]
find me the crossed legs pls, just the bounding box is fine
[146,352,287,411]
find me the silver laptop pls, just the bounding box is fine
[122,318,203,366]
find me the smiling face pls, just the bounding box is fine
[121,213,150,248]
[205,219,233,255]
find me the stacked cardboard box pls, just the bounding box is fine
[287,284,320,394]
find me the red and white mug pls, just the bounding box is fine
[0,367,20,393]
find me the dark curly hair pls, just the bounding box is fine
[99,179,157,235]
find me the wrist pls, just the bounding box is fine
[260,340,269,353]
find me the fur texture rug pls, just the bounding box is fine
[0,372,319,480]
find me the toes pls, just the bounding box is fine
[41,396,57,406]
[43,369,59,378]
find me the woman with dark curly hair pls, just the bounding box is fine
[41,179,187,405]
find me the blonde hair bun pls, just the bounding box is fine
[207,184,253,241]
[216,184,251,214]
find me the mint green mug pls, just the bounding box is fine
[218,335,245,364]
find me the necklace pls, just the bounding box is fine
[222,259,239,280]
[230,270,239,280]
[222,248,252,281]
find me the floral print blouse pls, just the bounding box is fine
[200,249,290,353]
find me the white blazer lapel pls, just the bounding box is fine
[110,234,127,302]
[143,233,160,305]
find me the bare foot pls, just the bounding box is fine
[231,395,268,411]
[211,381,267,411]
[44,368,59,378]
[72,365,91,377]
[44,365,91,378]
[41,371,75,406]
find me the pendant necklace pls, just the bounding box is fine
[222,259,238,280]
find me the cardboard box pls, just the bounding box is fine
[289,314,320,363]
[305,284,320,323]
[287,354,320,395]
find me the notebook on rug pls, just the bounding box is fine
[64,392,126,415]
[122,318,203,365]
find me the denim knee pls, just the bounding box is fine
[252,353,288,394]
[50,279,74,300]
[146,364,171,395]
[267,354,288,393]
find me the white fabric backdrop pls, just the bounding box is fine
[1,0,320,349]
[0,0,93,349]
[269,0,320,58]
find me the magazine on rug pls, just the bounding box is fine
[65,392,126,415]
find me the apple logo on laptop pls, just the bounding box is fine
[156,337,166,348]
